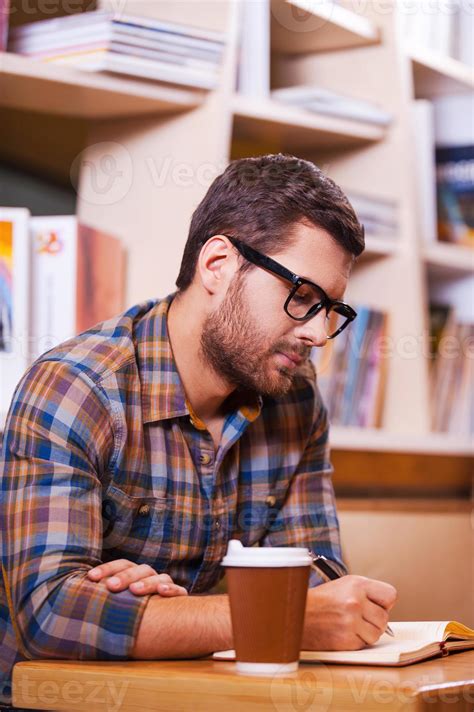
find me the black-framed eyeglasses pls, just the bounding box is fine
[225,235,357,340]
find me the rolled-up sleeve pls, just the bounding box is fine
[0,359,150,661]
[260,393,347,586]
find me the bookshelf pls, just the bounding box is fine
[1,0,472,628]
[1,1,473,469]
[331,425,473,457]
[424,242,474,278]
[360,236,399,260]
[409,48,474,99]
[231,93,386,150]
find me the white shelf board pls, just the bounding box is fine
[231,94,385,150]
[362,236,399,258]
[409,48,474,99]
[424,242,474,277]
[0,52,206,119]
[271,0,381,54]
[330,426,474,457]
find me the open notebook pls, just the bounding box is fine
[213,621,474,667]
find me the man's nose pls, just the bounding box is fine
[292,310,328,348]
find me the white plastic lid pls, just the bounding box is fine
[221,539,312,568]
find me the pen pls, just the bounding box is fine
[309,552,395,638]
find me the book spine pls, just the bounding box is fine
[0,207,30,418]
[75,224,125,334]
[29,216,78,361]
[340,307,371,426]
[435,144,474,247]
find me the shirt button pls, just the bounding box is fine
[138,503,150,516]
[266,495,276,507]
[199,453,212,466]
[215,519,221,531]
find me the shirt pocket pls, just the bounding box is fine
[101,483,170,567]
[234,495,280,546]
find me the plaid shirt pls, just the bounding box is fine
[0,294,345,704]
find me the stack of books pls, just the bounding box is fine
[0,208,125,419]
[430,304,473,435]
[412,99,473,247]
[270,86,392,127]
[8,10,226,90]
[346,191,398,240]
[311,306,388,428]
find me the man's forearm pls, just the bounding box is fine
[131,593,233,659]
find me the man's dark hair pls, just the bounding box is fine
[176,153,365,291]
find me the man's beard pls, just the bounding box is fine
[200,273,305,398]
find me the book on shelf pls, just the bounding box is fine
[346,190,398,239]
[30,216,126,362]
[436,144,474,248]
[8,10,226,90]
[412,98,473,248]
[0,0,9,51]
[213,620,474,667]
[270,86,392,127]
[429,303,473,436]
[311,306,388,428]
[0,207,29,422]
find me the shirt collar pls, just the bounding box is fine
[135,293,263,426]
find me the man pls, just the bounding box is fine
[0,154,396,707]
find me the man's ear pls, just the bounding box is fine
[197,236,238,295]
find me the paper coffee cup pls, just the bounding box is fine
[221,540,312,675]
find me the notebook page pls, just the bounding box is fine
[214,632,437,665]
[213,622,473,665]
[388,622,449,643]
[300,631,437,664]
[446,621,474,639]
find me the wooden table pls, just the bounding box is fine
[12,651,474,711]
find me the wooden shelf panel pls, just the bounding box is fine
[424,242,474,278]
[409,48,474,99]
[360,236,399,259]
[330,425,473,457]
[271,0,380,54]
[231,94,385,151]
[0,52,206,119]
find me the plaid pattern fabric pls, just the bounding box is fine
[0,294,345,704]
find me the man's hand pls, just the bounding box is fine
[303,575,397,651]
[87,559,188,597]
